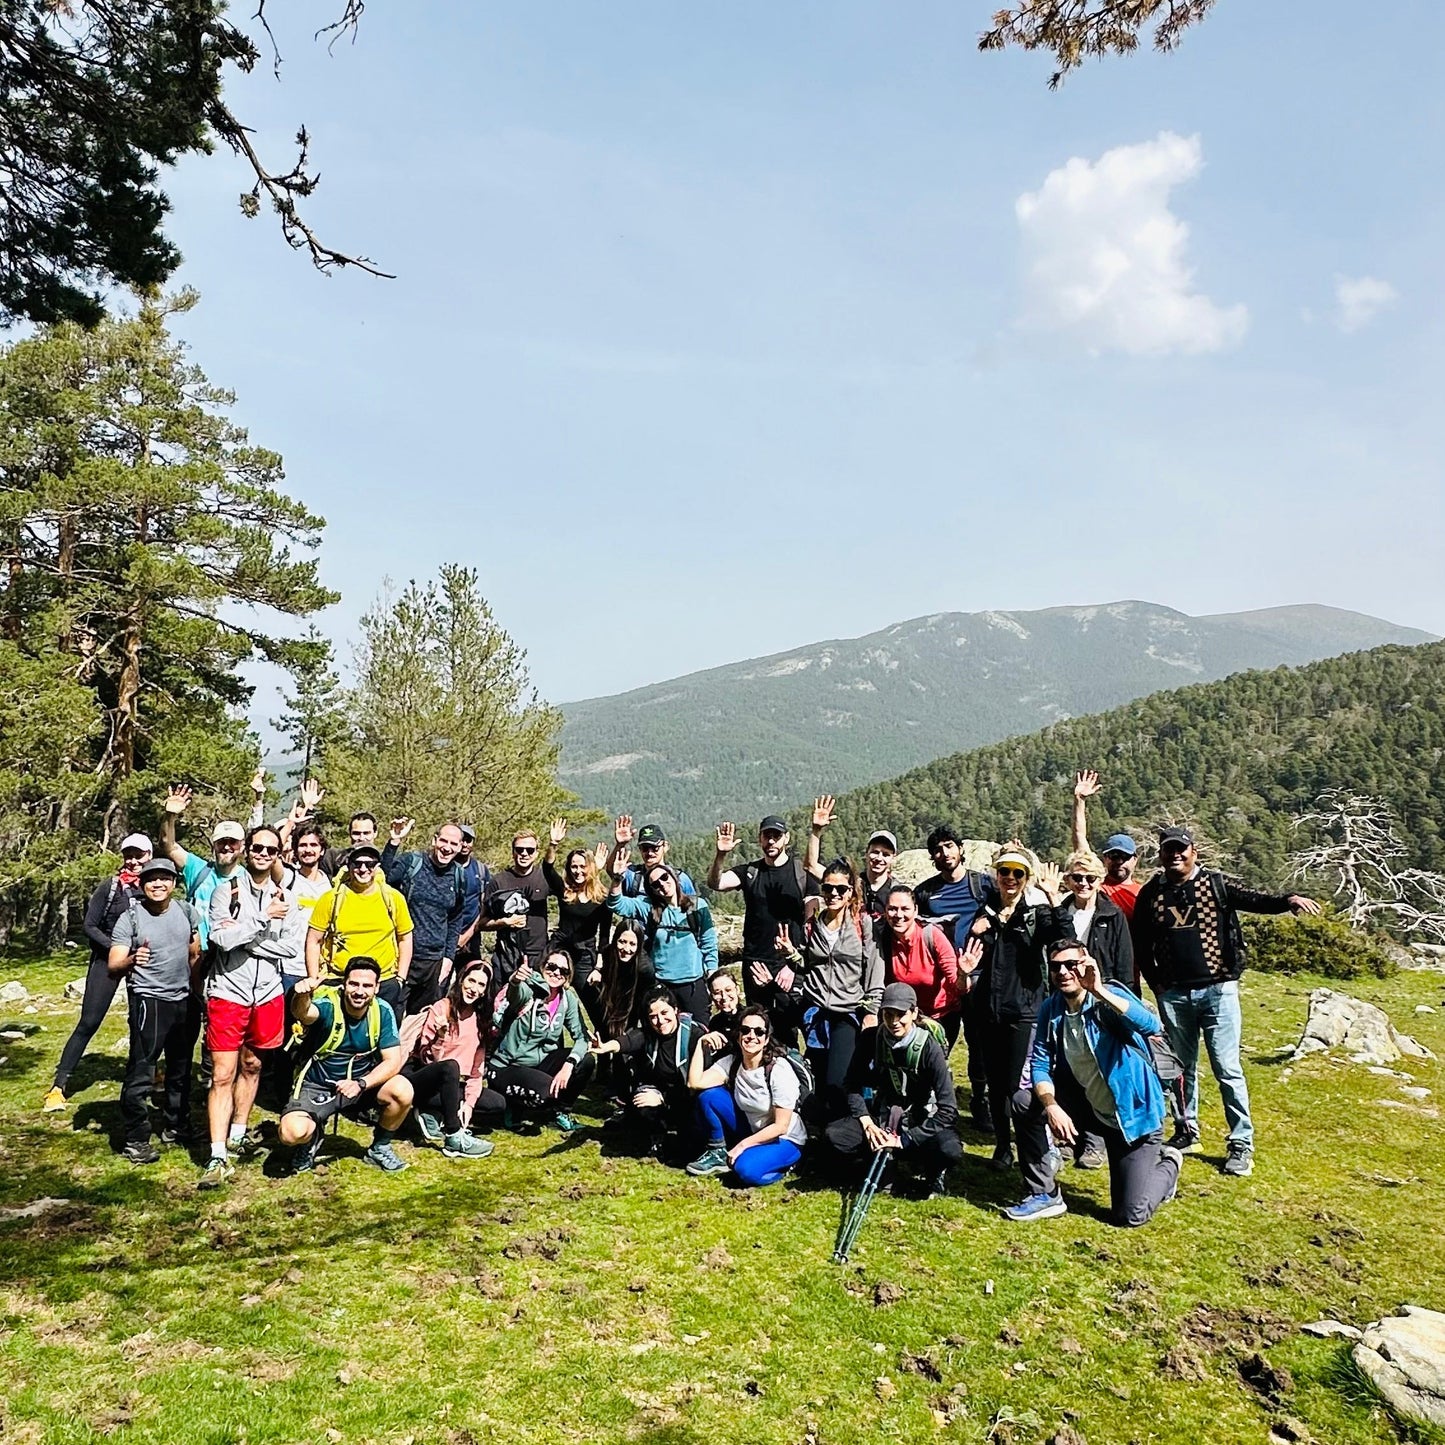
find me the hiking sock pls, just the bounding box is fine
[210,1141,229,1161]
[227,1125,246,1149]
[373,1126,396,1148]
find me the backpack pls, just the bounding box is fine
[730,1046,814,1115]
[400,851,467,915]
[299,993,383,1086]
[645,1014,699,1074]
[644,902,708,958]
[876,1013,948,1101]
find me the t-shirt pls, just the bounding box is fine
[180,853,240,948]
[1101,879,1141,920]
[291,867,333,917]
[1061,1007,1119,1131]
[1070,902,1096,941]
[302,992,401,1087]
[914,870,990,947]
[308,884,414,980]
[484,867,552,971]
[735,857,815,960]
[730,1057,808,1146]
[111,902,196,1001]
[618,1024,690,1089]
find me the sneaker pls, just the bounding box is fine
[1223,1143,1254,1178]
[1074,1145,1107,1171]
[122,1139,161,1166]
[290,1137,322,1176]
[42,1086,67,1113]
[1159,1145,1184,1203]
[363,1141,409,1173]
[197,1157,235,1190]
[442,1129,495,1160]
[987,1144,1014,1172]
[1167,1123,1202,1154]
[158,1127,186,1147]
[228,1131,262,1159]
[554,1113,587,1134]
[416,1112,444,1145]
[685,1144,730,1177]
[1003,1190,1067,1222]
[924,1170,950,1200]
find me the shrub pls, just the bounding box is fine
[1243,909,1396,980]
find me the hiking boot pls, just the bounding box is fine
[158,1126,187,1147]
[197,1157,235,1190]
[416,1112,444,1145]
[442,1129,494,1160]
[1003,1190,1067,1222]
[1223,1143,1254,1178]
[987,1144,1014,1172]
[290,1136,322,1176]
[969,1096,993,1133]
[554,1113,587,1134]
[363,1141,409,1173]
[686,1144,730,1177]
[1167,1122,1202,1154]
[1075,1145,1107,1171]
[122,1139,161,1166]
[42,1086,67,1113]
[1160,1145,1184,1203]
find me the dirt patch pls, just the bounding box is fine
[501,1227,571,1261]
[899,1349,943,1382]
[1238,1352,1294,1403]
[1161,1344,1210,1382]
[1180,1303,1291,1354]
[872,1280,905,1307]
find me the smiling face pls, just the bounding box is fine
[350,816,377,847]
[140,872,173,904]
[1048,946,1088,1003]
[613,928,640,965]
[645,868,678,906]
[708,972,739,1014]
[1103,849,1135,884]
[736,1012,770,1062]
[459,968,489,1007]
[512,834,539,872]
[884,890,916,936]
[295,831,324,867]
[1162,840,1196,880]
[213,836,243,870]
[995,864,1028,901]
[566,850,590,887]
[433,825,462,864]
[646,997,679,1036]
[247,828,281,881]
[343,966,379,1012]
[540,952,571,991]
[865,842,894,876]
[1065,867,1101,905]
[820,871,851,914]
[881,1003,917,1040]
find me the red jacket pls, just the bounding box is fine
[881,923,960,1019]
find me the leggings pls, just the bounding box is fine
[490,1045,595,1117]
[53,956,123,1092]
[979,1013,1035,1153]
[662,975,710,1025]
[404,1058,465,1133]
[696,1086,802,1187]
[805,1007,862,1123]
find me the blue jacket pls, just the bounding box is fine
[1030,984,1165,1144]
[608,893,717,983]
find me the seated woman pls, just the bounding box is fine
[697,969,741,1066]
[590,986,701,1158]
[403,959,502,1159]
[607,848,717,1021]
[685,1007,807,1187]
[487,939,595,1132]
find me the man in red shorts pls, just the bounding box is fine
[201,823,304,1188]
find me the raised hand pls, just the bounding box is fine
[615,814,634,846]
[550,818,568,846]
[592,842,609,873]
[812,795,835,831]
[300,778,324,810]
[250,766,267,797]
[958,935,985,974]
[1074,769,1101,799]
[773,922,794,957]
[715,822,738,855]
[1075,955,1102,995]
[390,817,413,843]
[287,797,308,824]
[164,783,192,815]
[1037,861,1063,900]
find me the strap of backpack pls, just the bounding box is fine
[228,875,241,919]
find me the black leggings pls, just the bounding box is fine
[979,1013,1035,1153]
[53,956,122,1092]
[490,1046,596,1117]
[806,1007,863,1123]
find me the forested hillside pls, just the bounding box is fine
[668,642,1445,890]
[561,602,1433,834]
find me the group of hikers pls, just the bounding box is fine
[43,768,1320,1228]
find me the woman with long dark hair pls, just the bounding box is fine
[593,918,654,1039]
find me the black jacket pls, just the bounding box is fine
[83,877,138,965]
[1047,894,1135,989]
[845,1024,958,1147]
[974,889,1049,1021]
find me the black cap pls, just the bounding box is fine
[637,824,667,846]
[349,844,383,865]
[138,857,177,879]
[1158,826,1194,849]
[880,982,918,1011]
[759,815,788,836]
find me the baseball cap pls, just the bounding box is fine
[1158,826,1195,849]
[349,844,383,865]
[637,824,667,846]
[867,830,898,854]
[759,815,789,836]
[211,820,245,844]
[1102,834,1137,857]
[119,833,152,854]
[459,823,476,842]
[880,982,918,1012]
[138,857,177,879]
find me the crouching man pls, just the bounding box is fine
[825,982,963,1199]
[1005,937,1181,1227]
[279,958,414,1175]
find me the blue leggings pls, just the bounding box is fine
[696,1086,802,1187]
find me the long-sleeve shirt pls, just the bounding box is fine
[82,876,137,965]
[795,911,884,1014]
[411,999,489,1114]
[845,1023,959,1148]
[207,872,306,1001]
[607,894,717,983]
[380,843,469,959]
[879,922,959,1020]
[490,974,589,1070]
[543,860,610,967]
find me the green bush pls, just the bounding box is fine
[1243,909,1396,980]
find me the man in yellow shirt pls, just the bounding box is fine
[305,844,415,1013]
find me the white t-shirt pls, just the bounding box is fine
[731,1059,808,1146]
[1071,902,1096,941]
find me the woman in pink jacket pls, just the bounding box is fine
[404,960,504,1158]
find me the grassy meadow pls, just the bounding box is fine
[2,951,1444,1445]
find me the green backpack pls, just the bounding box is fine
[876,1013,947,1100]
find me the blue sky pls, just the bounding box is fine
[160,0,1445,728]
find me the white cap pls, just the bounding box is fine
[119,833,152,854]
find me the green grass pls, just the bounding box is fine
[2,954,1443,1445]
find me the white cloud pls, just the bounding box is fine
[1334,275,1398,333]
[1015,131,1248,357]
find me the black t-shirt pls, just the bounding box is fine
[543,860,608,965]
[484,867,552,973]
[735,855,816,960]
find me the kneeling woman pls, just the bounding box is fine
[403,959,502,1158]
[685,1007,807,1186]
[590,986,701,1157]
[488,940,595,1131]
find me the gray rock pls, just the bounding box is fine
[62,977,87,1002]
[1354,1306,1445,1428]
[1292,989,1435,1067]
[1400,1086,1432,1100]
[1301,1319,1362,1340]
[1417,1005,1437,1014]
[0,980,29,1004]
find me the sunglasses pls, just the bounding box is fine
[541,963,568,976]
[997,867,1027,880]
[249,843,279,855]
[1066,872,1100,884]
[513,845,537,855]
[821,883,850,897]
[639,842,663,852]
[350,860,377,871]
[737,1025,769,1039]
[1050,958,1084,973]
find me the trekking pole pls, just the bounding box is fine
[833,1106,903,1264]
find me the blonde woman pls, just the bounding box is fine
[544,819,610,1026]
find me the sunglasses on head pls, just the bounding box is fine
[997,866,1027,880]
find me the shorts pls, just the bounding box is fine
[284,1078,384,1127]
[205,994,285,1053]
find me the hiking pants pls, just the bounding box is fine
[807,1007,863,1123]
[695,1087,802,1186]
[490,1046,595,1117]
[1012,1076,1179,1228]
[978,1013,1035,1153]
[661,975,710,1025]
[53,956,122,1092]
[402,957,449,1017]
[825,1112,962,1178]
[120,993,192,1143]
[959,991,989,1103]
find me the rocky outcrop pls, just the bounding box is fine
[1354,1307,1445,1428]
[1291,989,1434,1067]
